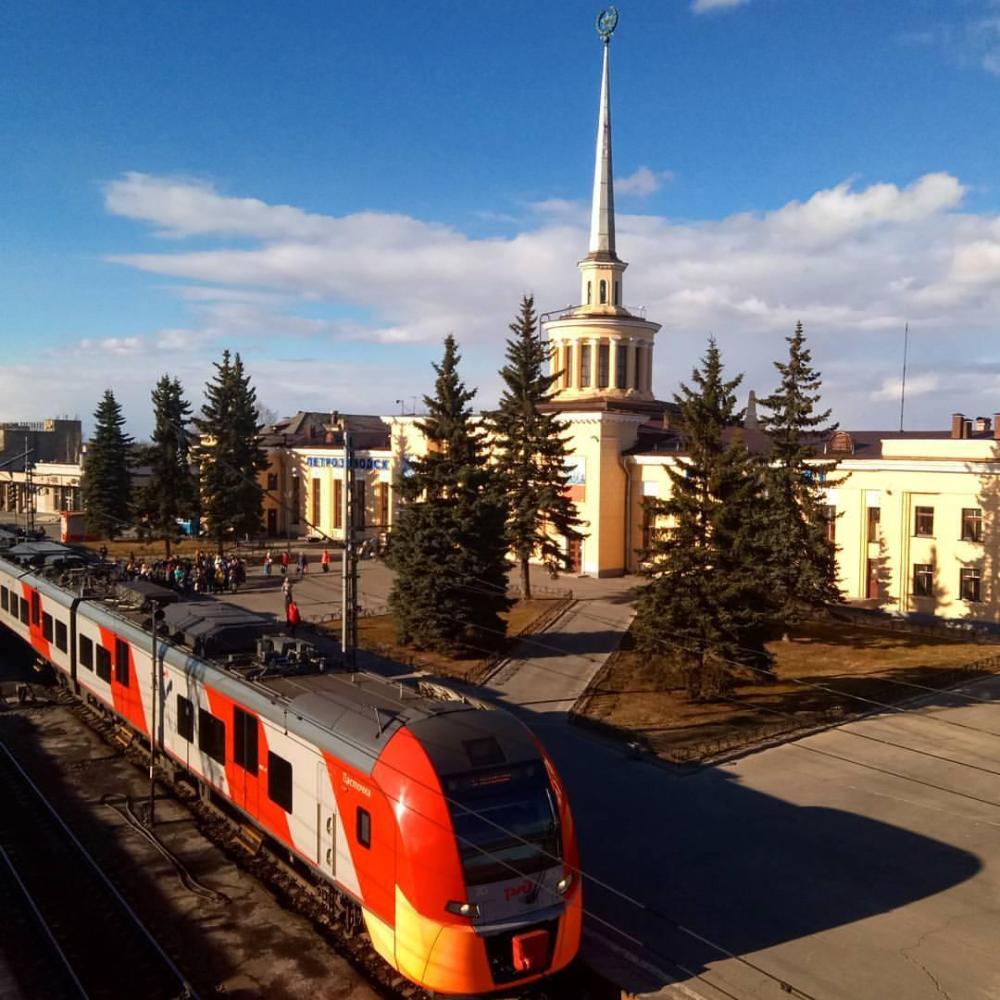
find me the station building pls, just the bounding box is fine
[257,31,1000,622]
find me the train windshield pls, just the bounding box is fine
[445,763,561,887]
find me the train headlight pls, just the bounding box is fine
[556,871,575,895]
[445,900,481,918]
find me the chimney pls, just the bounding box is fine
[975,416,991,434]
[994,414,1000,441]
[951,413,965,439]
[965,419,972,439]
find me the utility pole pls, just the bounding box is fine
[148,599,159,826]
[340,426,359,669]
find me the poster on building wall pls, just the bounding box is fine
[565,457,586,501]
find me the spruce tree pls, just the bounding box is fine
[757,322,842,637]
[82,389,133,539]
[135,375,197,558]
[634,339,773,699]
[388,335,511,654]
[489,295,584,598]
[194,351,268,553]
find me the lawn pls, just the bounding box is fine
[77,538,257,560]
[577,621,1000,761]
[320,598,567,682]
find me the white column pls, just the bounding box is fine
[609,336,621,390]
[645,341,654,394]
[624,337,635,391]
[589,337,599,390]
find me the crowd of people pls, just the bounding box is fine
[110,550,249,595]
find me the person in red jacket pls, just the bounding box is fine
[286,600,301,636]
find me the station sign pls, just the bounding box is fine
[306,456,390,471]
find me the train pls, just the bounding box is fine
[0,540,582,996]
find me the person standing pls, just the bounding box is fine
[264,550,273,577]
[297,551,307,578]
[286,599,301,636]
[281,576,293,608]
[280,550,289,576]
[321,548,330,574]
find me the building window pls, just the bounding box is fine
[55,620,67,653]
[961,507,983,542]
[599,279,607,304]
[198,708,226,765]
[821,505,837,544]
[914,506,934,537]
[334,478,343,530]
[634,346,642,390]
[354,481,366,530]
[586,281,592,305]
[913,564,934,597]
[267,473,278,491]
[867,506,880,541]
[42,612,53,643]
[960,567,982,603]
[357,807,372,849]
[580,344,592,388]
[375,482,390,527]
[233,706,258,775]
[597,343,610,389]
[177,695,194,742]
[291,475,300,525]
[80,635,94,671]
[95,645,111,683]
[311,478,321,529]
[614,280,620,305]
[563,344,573,388]
[615,344,628,389]
[268,752,293,813]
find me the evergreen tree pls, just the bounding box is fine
[194,351,268,553]
[82,389,133,539]
[489,295,584,598]
[135,375,197,558]
[757,322,842,637]
[634,339,773,699]
[388,335,511,653]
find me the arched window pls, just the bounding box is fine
[587,281,592,305]
[599,279,607,304]
[614,281,620,305]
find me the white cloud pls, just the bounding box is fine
[10,168,1000,435]
[691,0,751,13]
[872,373,941,402]
[616,166,674,198]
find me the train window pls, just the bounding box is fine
[462,737,506,768]
[80,635,94,671]
[31,592,40,626]
[114,638,130,687]
[55,620,68,653]
[177,696,194,743]
[357,807,371,849]
[1,586,7,612]
[9,594,17,618]
[42,613,53,643]
[198,708,226,765]
[233,707,258,775]
[267,752,293,813]
[19,599,29,625]
[95,646,112,682]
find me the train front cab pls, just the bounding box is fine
[367,726,582,996]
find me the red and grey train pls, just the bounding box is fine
[0,544,581,996]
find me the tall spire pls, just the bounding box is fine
[589,27,617,258]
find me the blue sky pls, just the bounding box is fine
[4,0,1000,435]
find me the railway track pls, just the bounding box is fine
[0,739,196,1000]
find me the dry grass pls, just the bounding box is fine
[320,598,564,682]
[580,622,999,760]
[78,538,244,559]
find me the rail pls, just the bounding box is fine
[0,740,197,999]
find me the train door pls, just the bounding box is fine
[317,761,338,878]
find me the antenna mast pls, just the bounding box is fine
[899,321,909,433]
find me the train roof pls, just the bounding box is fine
[0,547,542,780]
